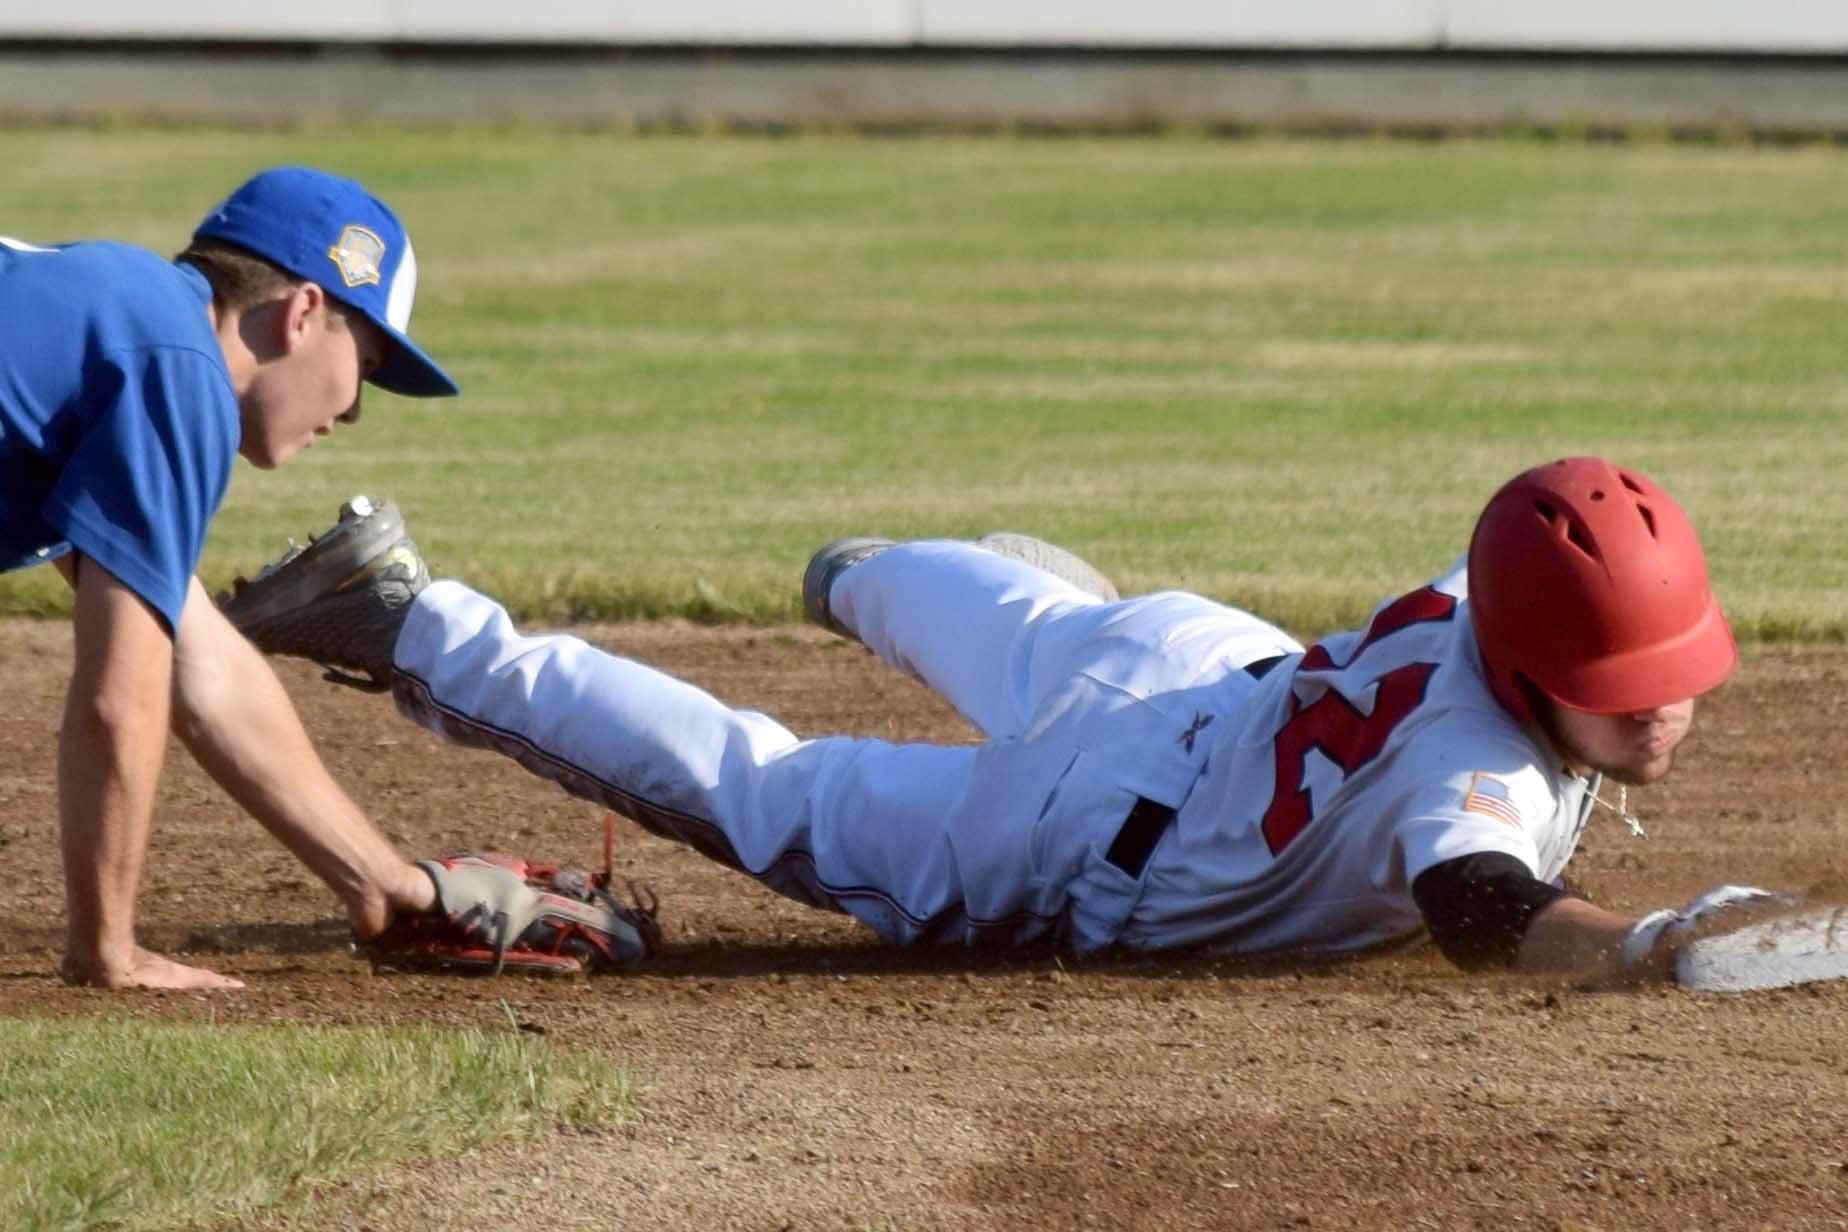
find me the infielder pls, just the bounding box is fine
[225,457,1789,978]
[1,166,466,989]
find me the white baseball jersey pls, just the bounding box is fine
[389,543,1594,957]
[1123,559,1594,956]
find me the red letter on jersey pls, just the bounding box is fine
[1260,585,1456,855]
[1261,661,1438,855]
[1299,586,1458,673]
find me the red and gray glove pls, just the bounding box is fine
[365,852,662,975]
[1620,884,1799,976]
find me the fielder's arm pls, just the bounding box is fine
[56,554,242,990]
[167,576,434,937]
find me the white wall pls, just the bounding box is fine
[2,0,1846,53]
[391,1,914,45]
[1445,0,1848,53]
[918,1,1441,49]
[0,1,917,43]
[0,0,392,41]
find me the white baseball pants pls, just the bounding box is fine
[390,542,1299,950]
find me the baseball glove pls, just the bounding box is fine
[365,851,662,975]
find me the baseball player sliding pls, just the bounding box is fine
[224,457,1817,982]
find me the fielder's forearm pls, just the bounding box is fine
[168,580,433,932]
[58,568,175,978]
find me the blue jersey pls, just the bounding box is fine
[0,238,239,633]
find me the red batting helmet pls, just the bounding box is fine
[1467,457,1736,721]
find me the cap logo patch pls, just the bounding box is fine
[327,224,385,288]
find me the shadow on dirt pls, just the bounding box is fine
[180,918,356,956]
[641,935,1434,983]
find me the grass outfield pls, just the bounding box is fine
[0,1015,632,1231]
[1,127,1843,639]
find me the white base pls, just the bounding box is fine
[1675,906,1848,993]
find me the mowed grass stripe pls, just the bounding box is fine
[1,130,1842,638]
[0,1016,633,1232]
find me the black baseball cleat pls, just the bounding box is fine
[219,496,429,691]
[801,537,896,639]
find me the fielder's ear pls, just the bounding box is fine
[276,281,328,354]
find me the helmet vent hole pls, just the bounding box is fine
[1620,473,1646,495]
[1590,490,1605,501]
[1534,499,1598,559]
[1637,503,1658,539]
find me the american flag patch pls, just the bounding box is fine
[1463,772,1523,829]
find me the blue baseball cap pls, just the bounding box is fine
[193,166,459,398]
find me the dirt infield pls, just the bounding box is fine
[3,620,1846,1231]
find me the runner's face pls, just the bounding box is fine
[1544,698,1696,786]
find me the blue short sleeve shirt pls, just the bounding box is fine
[0,239,240,633]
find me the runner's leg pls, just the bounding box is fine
[390,581,987,942]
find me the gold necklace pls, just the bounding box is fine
[1589,781,1647,838]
